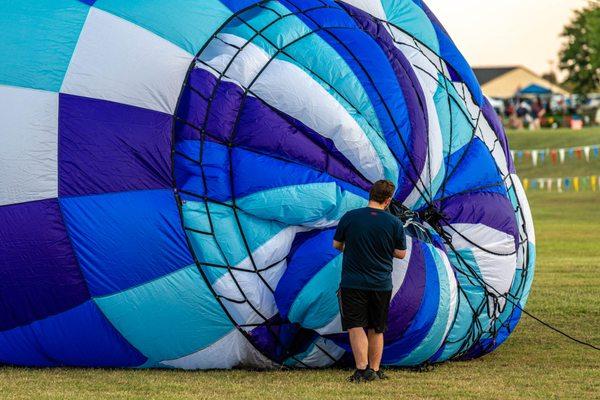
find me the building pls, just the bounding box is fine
[473,66,570,99]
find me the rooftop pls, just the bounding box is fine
[472,66,519,85]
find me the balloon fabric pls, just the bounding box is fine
[0,0,535,369]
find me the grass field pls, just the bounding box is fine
[1,131,599,399]
[507,127,600,180]
[506,128,600,150]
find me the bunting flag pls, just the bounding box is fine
[584,146,591,162]
[512,144,600,167]
[551,149,558,165]
[559,148,566,164]
[557,178,563,193]
[524,175,600,193]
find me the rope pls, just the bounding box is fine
[517,306,600,351]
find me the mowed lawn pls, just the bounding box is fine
[1,132,599,399]
[507,127,600,150]
[507,127,600,179]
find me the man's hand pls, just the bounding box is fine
[333,240,345,252]
[393,249,406,259]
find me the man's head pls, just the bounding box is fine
[369,180,395,209]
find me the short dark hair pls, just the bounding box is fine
[369,180,395,203]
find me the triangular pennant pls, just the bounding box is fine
[584,146,591,162]
[559,148,566,164]
[551,149,558,165]
[582,176,590,191]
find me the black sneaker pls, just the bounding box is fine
[348,369,369,383]
[373,369,389,380]
[363,368,379,381]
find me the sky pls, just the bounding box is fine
[425,0,591,76]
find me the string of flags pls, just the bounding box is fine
[511,144,600,167]
[523,175,600,193]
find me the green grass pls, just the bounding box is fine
[1,191,599,399]
[506,127,600,179]
[506,127,600,150]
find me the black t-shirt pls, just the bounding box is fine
[334,207,406,291]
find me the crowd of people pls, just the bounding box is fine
[505,98,547,130]
[499,95,598,130]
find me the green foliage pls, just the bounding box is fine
[559,2,600,96]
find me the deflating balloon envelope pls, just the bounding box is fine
[0,0,535,369]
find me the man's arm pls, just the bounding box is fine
[333,240,345,252]
[393,249,406,259]
[393,219,407,259]
[333,214,347,252]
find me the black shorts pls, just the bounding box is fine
[338,288,392,334]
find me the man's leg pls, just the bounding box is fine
[366,290,392,376]
[367,329,384,371]
[348,327,369,370]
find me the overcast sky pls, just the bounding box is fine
[425,0,591,75]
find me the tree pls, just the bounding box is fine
[559,2,600,97]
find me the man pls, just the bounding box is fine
[333,180,407,382]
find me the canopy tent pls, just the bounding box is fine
[518,83,553,96]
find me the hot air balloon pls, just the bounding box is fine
[0,0,535,369]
